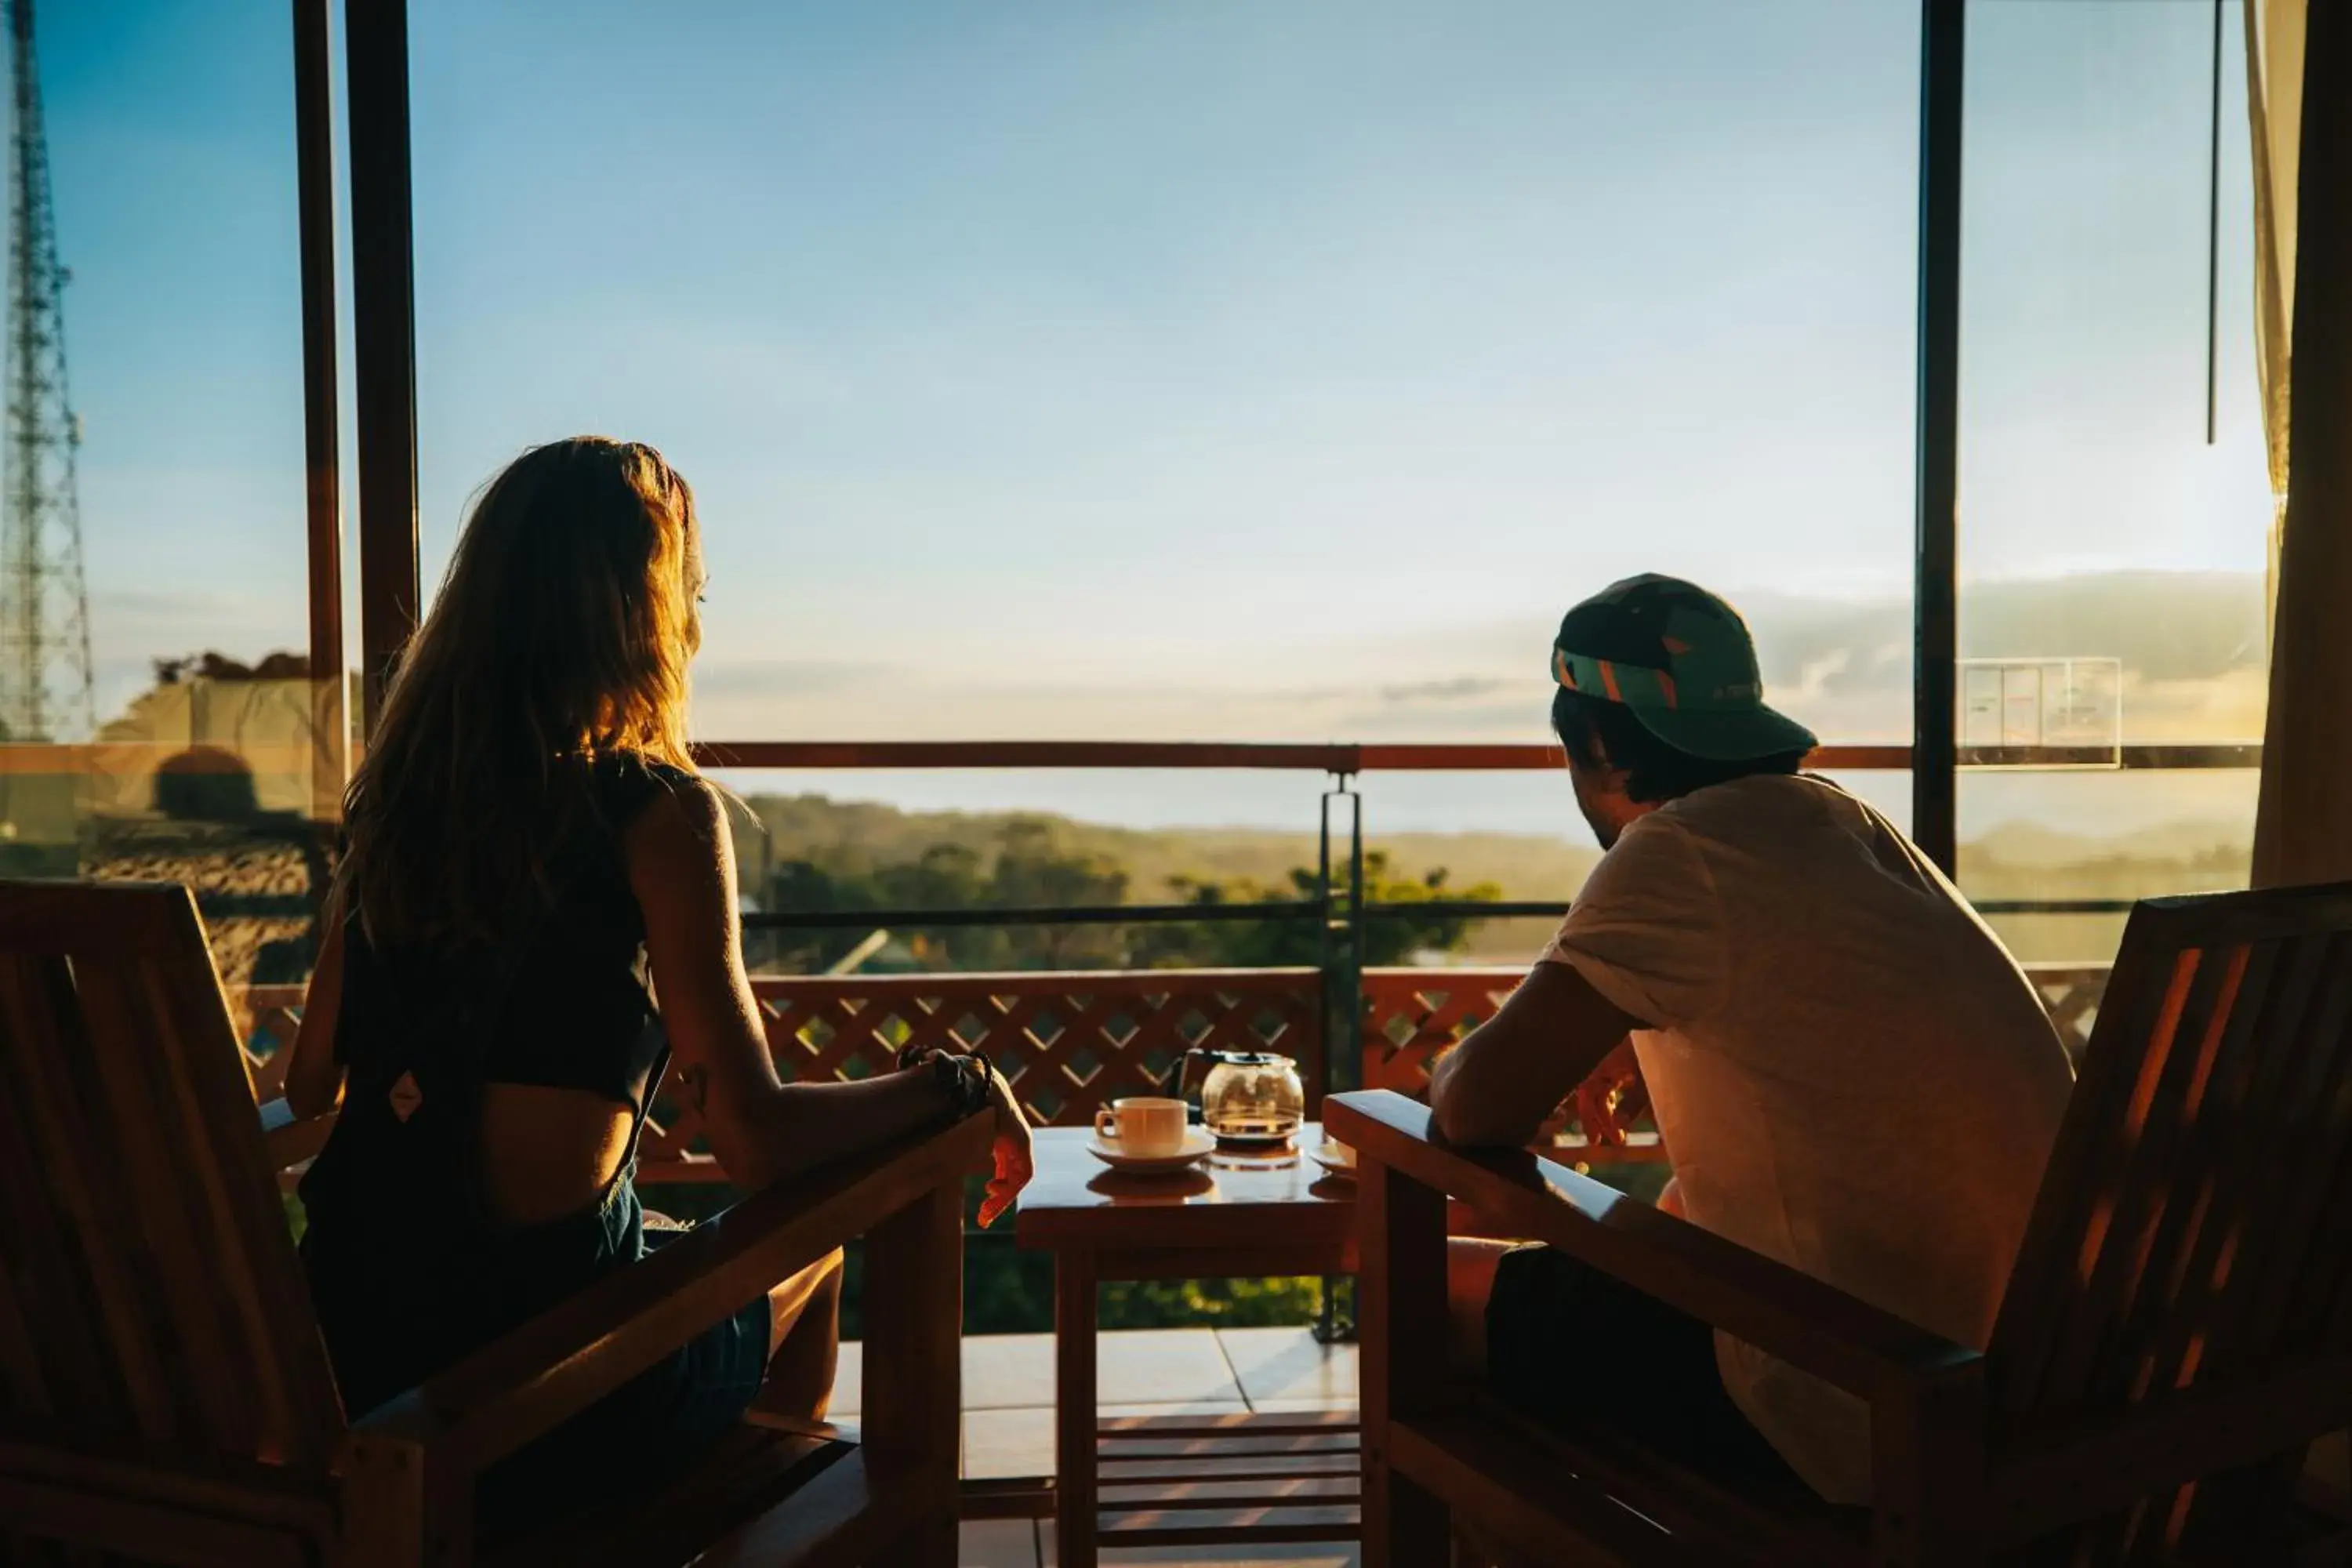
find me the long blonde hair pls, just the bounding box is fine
[339,437,702,944]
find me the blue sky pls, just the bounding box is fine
[34,1,2273,838]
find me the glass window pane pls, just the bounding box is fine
[412,1,1920,753]
[1957,1,2269,965]
[2,2,335,1028]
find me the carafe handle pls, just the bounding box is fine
[1169,1047,1210,1104]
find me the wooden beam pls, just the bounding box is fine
[344,0,420,734]
[1912,0,1965,874]
[355,1112,992,1476]
[1985,1356,2352,1546]
[1327,1091,1981,1401]
[291,0,343,823]
[1357,1148,1450,1567]
[0,1475,312,1568]
[687,739,1922,774]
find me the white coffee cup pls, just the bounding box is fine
[1094,1096,1189,1158]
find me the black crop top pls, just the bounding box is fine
[333,755,692,1109]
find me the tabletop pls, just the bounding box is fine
[1014,1121,1356,1252]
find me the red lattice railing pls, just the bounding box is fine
[2024,963,2109,1060]
[1359,967,1661,1161]
[238,960,2113,1183]
[238,988,304,1102]
[643,968,1321,1182]
[1356,962,2114,1082]
[238,968,1324,1184]
[1354,960,2114,1163]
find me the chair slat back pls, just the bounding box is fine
[1987,881,2352,1559]
[0,880,343,1469]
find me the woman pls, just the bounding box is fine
[285,437,1031,1528]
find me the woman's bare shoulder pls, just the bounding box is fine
[622,771,730,883]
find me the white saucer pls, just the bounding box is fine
[1087,1127,1217,1174]
[1308,1141,1358,1179]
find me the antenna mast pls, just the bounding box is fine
[0,0,93,742]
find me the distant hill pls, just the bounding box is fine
[735,789,2254,966]
[735,791,1601,906]
[1965,817,2251,869]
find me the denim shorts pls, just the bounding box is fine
[307,1183,772,1540]
[474,1221,773,1536]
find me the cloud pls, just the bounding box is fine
[1378,676,1511,705]
[691,658,893,697]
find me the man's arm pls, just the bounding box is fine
[1428,960,1643,1147]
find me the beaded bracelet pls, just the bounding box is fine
[928,1050,993,1120]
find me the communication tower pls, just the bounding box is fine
[0,0,93,742]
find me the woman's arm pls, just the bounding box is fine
[284,898,347,1119]
[627,779,1022,1196]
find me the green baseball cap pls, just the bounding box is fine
[1550,574,1818,762]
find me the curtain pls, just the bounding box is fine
[2246,0,2303,630]
[2249,0,2352,890]
[2245,1,2352,1500]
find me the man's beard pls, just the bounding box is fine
[1576,792,1621,851]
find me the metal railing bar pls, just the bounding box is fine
[742,898,1329,931]
[1368,897,2151,920]
[686,740,2262,773]
[737,894,2154,933]
[1359,900,1567,921]
[195,892,317,919]
[1962,744,2263,771]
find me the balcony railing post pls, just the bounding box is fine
[1316,785,1333,1075]
[1318,775,1365,1344]
[1319,777,1365,1100]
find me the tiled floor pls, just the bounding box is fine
[830,1327,1363,1567]
[955,1518,1361,1566]
[829,1325,1359,1480]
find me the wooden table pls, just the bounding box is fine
[1013,1122,1361,1567]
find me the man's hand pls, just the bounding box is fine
[1657,1176,1686,1218]
[976,1065,1034,1229]
[1570,1039,1647,1149]
[1428,961,1642,1149]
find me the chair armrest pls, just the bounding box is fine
[258,1097,336,1171]
[345,1107,994,1479]
[1328,1091,1979,1401]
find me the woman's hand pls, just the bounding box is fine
[975,1064,1034,1229]
[892,1046,1030,1225]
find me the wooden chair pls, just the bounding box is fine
[1330,882,2352,1566]
[0,878,991,1567]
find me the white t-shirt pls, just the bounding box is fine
[1540,774,2074,1504]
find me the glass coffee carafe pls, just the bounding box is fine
[1172,1048,1305,1146]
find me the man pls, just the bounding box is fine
[1429,573,2074,1504]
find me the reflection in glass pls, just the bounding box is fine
[1956,2,2270,962]
[2,3,335,1038]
